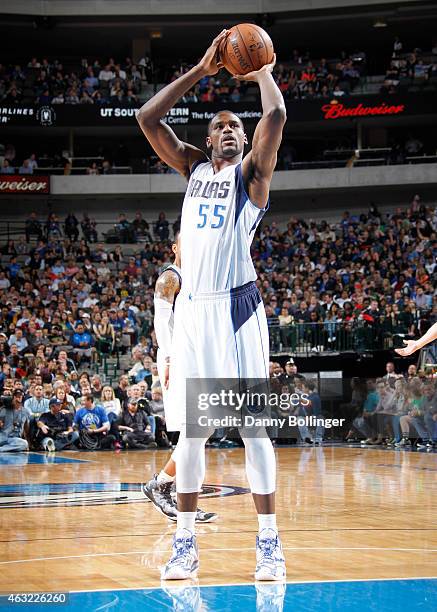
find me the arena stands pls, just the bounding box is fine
[1,41,436,107]
[0,197,435,452]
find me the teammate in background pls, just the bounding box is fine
[142,232,217,523]
[137,29,287,581]
[395,322,437,356]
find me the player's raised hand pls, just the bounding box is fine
[395,339,419,357]
[198,29,227,76]
[233,53,277,82]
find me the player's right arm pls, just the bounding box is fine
[154,270,181,389]
[395,321,437,356]
[136,30,228,178]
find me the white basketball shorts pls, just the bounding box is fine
[167,281,269,432]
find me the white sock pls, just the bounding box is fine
[258,514,278,534]
[177,511,197,533]
[157,470,175,484]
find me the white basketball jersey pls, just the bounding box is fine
[180,161,268,294]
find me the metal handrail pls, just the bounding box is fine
[267,320,423,355]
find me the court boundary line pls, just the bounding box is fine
[67,575,437,594]
[1,546,436,566]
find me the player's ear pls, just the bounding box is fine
[243,133,248,146]
[206,136,212,149]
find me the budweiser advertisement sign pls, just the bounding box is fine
[321,100,405,120]
[0,175,50,194]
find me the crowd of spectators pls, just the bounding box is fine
[0,57,147,107]
[343,365,437,448]
[17,210,171,245]
[0,195,435,452]
[1,50,363,107]
[2,39,435,108]
[0,145,38,176]
[381,39,437,95]
[163,49,365,103]
[272,50,365,101]
[254,196,436,353]
[266,359,436,446]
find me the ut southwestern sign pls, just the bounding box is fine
[1,94,436,127]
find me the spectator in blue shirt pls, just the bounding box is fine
[1,160,15,174]
[8,329,28,353]
[74,394,115,449]
[8,257,21,279]
[19,159,33,175]
[72,323,93,364]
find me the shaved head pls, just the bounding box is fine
[207,110,244,135]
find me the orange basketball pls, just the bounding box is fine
[219,23,274,75]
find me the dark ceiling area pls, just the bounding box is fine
[1,2,436,70]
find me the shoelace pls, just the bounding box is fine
[170,536,195,566]
[258,536,278,560]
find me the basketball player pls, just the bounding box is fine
[136,29,287,580]
[142,232,217,523]
[395,322,437,356]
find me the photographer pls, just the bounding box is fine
[0,389,30,452]
[36,398,79,451]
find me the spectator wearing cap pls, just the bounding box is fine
[0,389,30,452]
[282,359,305,387]
[118,398,157,449]
[79,312,93,333]
[36,398,79,451]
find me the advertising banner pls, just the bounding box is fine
[0,175,50,194]
[0,94,435,127]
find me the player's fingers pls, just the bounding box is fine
[213,29,228,45]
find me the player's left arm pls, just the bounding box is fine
[236,55,287,209]
[154,270,181,389]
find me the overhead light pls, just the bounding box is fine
[373,19,387,28]
[151,30,162,39]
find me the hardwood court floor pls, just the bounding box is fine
[0,446,436,592]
